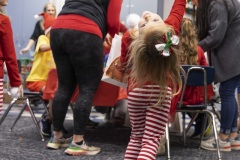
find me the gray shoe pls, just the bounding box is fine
[46,134,72,149]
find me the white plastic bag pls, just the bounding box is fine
[101,34,127,88]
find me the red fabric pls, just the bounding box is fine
[119,22,127,33]
[42,69,58,100]
[26,81,46,92]
[40,13,56,30]
[43,69,127,106]
[120,30,132,67]
[0,15,22,87]
[52,15,103,38]
[70,82,127,106]
[52,0,122,38]
[164,0,186,35]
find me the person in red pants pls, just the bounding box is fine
[0,0,23,113]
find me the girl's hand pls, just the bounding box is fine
[9,85,23,99]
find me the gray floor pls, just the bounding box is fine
[0,104,239,160]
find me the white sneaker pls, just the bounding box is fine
[230,137,240,150]
[201,137,231,152]
[64,140,101,156]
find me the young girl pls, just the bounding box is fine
[177,18,213,138]
[118,0,186,159]
[26,13,56,137]
[0,0,23,113]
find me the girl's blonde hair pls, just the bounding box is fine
[129,23,182,104]
[179,18,198,65]
[40,2,57,31]
[43,2,56,17]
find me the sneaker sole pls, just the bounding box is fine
[231,145,240,150]
[201,145,231,152]
[64,148,101,156]
[46,143,61,150]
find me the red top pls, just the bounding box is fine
[51,0,122,38]
[0,15,22,87]
[181,46,209,105]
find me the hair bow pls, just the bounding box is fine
[155,32,179,57]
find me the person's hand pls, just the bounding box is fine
[9,85,23,99]
[104,33,112,47]
[115,58,126,74]
[20,47,30,54]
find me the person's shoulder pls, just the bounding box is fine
[0,14,10,23]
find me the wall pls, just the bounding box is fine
[5,0,49,59]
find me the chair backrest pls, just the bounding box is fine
[179,65,215,107]
[181,65,215,86]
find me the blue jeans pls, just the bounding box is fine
[220,74,240,134]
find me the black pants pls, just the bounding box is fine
[50,29,103,135]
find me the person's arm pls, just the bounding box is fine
[106,0,122,37]
[39,44,51,52]
[1,16,22,87]
[120,30,131,67]
[20,39,35,54]
[164,0,186,34]
[119,22,127,33]
[197,46,208,66]
[35,35,51,53]
[20,20,44,54]
[198,2,228,52]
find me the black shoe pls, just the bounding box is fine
[40,118,52,137]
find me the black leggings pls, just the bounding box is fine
[50,29,103,135]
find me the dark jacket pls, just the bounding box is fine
[198,0,240,83]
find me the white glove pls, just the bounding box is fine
[9,87,21,99]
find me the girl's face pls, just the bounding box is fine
[0,0,8,6]
[46,5,56,17]
[192,0,199,6]
[138,11,164,33]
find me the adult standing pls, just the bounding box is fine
[192,0,240,151]
[0,0,23,112]
[46,0,122,156]
[20,2,56,54]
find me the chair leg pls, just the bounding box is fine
[206,111,222,160]
[105,107,112,123]
[166,123,171,160]
[182,113,186,146]
[0,98,18,126]
[199,114,208,148]
[26,98,45,141]
[186,113,199,134]
[10,103,27,131]
[211,103,221,122]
